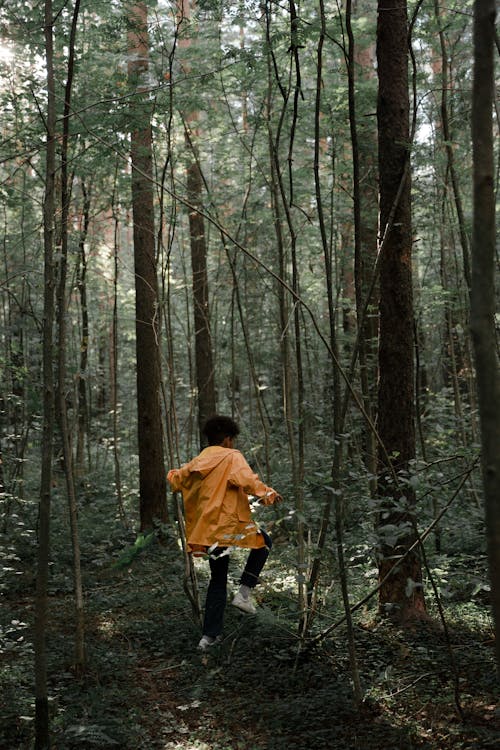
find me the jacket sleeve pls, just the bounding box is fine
[228,452,279,504]
[167,465,190,492]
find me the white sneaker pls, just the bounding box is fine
[232,591,257,615]
[197,634,222,651]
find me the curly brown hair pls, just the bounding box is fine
[202,415,240,446]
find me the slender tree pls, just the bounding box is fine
[470,0,499,671]
[353,0,379,491]
[75,179,90,476]
[127,1,168,530]
[376,0,426,621]
[177,0,217,446]
[56,0,85,673]
[110,171,127,525]
[433,3,475,448]
[34,2,56,744]
[264,0,307,621]
[434,0,472,293]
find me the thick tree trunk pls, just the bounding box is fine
[128,2,168,530]
[470,0,499,671]
[376,0,425,621]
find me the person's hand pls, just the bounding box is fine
[259,490,282,505]
[167,469,181,491]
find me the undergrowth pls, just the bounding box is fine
[0,490,498,750]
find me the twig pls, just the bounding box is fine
[377,672,435,700]
[308,457,479,646]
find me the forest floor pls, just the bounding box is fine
[1,496,499,750]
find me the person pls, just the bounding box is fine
[167,415,282,651]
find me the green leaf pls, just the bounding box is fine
[112,532,156,569]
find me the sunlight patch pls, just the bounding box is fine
[95,616,119,637]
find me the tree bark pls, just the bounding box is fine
[34,2,56,745]
[128,1,168,530]
[353,0,379,492]
[185,141,216,442]
[111,175,126,526]
[75,180,90,477]
[376,0,425,621]
[434,0,472,293]
[178,0,217,447]
[470,0,499,671]
[264,0,306,622]
[56,0,85,674]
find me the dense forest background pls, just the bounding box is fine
[0,1,498,748]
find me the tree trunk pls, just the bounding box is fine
[186,141,216,442]
[128,1,168,530]
[34,2,56,745]
[75,180,90,477]
[470,0,499,672]
[178,0,216,447]
[376,0,426,621]
[353,0,379,493]
[432,8,473,450]
[434,0,472,293]
[264,0,307,622]
[56,0,85,674]
[111,178,126,526]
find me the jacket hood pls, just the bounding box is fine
[188,446,235,477]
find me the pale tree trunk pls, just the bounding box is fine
[96,333,108,416]
[34,1,56,745]
[239,11,248,134]
[376,0,426,621]
[178,0,216,447]
[110,174,126,526]
[470,0,499,672]
[127,1,168,530]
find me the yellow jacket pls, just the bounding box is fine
[167,446,279,552]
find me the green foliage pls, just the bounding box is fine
[0,1,496,745]
[1,487,497,750]
[112,531,156,569]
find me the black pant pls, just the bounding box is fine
[202,530,272,638]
